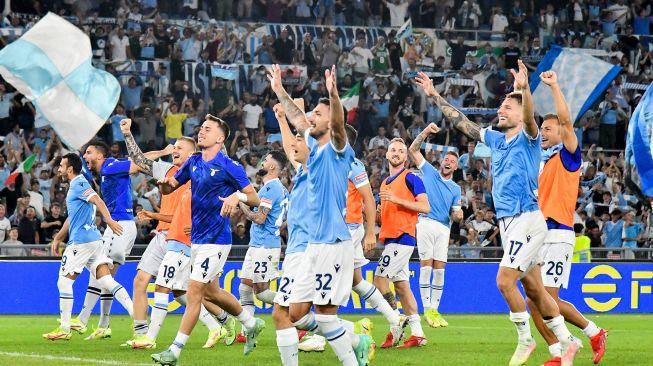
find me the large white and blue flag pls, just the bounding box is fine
[211,64,239,80]
[529,46,621,123]
[0,13,120,150]
[625,82,653,197]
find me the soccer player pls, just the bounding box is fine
[375,138,430,349]
[415,62,581,366]
[528,71,607,365]
[268,64,373,366]
[43,153,133,340]
[408,123,463,328]
[73,141,138,340]
[271,102,312,365]
[120,119,231,349]
[151,115,264,366]
[238,151,289,322]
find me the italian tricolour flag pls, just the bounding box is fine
[341,82,360,124]
[5,154,36,186]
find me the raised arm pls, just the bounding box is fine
[414,72,482,141]
[121,118,173,175]
[325,65,347,150]
[511,60,538,138]
[540,70,577,152]
[267,64,310,135]
[409,123,440,166]
[274,103,299,169]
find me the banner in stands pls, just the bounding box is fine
[1,261,651,314]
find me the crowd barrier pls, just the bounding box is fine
[1,261,651,314]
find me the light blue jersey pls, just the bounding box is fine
[249,178,289,249]
[481,128,541,219]
[305,130,355,244]
[416,159,462,226]
[66,175,102,245]
[286,166,310,253]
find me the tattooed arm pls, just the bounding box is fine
[238,202,270,225]
[267,64,310,135]
[408,123,440,166]
[414,72,482,141]
[121,118,173,176]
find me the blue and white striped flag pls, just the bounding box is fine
[211,64,239,80]
[625,82,653,197]
[396,18,413,41]
[420,143,458,155]
[529,46,621,122]
[0,13,120,150]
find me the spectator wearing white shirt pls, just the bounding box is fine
[0,204,10,243]
[0,227,27,256]
[110,27,131,62]
[241,92,264,137]
[604,0,630,28]
[350,39,374,79]
[491,7,509,40]
[383,0,412,27]
[368,126,391,150]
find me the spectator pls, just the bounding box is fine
[491,7,509,40]
[633,7,651,35]
[502,38,522,70]
[0,204,10,243]
[272,28,296,64]
[0,154,11,187]
[350,38,373,80]
[0,227,27,256]
[447,34,477,70]
[110,27,131,62]
[459,0,482,29]
[383,0,411,27]
[41,202,65,243]
[0,83,14,135]
[598,94,627,149]
[232,221,250,245]
[371,36,390,74]
[318,31,341,69]
[540,4,559,47]
[178,27,201,62]
[17,206,40,245]
[162,100,187,144]
[123,77,143,114]
[242,92,264,137]
[604,0,630,31]
[368,126,391,150]
[622,211,643,259]
[299,32,319,75]
[603,208,624,252]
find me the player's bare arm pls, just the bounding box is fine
[88,194,123,235]
[409,123,440,166]
[138,210,173,224]
[267,64,310,135]
[452,209,464,222]
[274,103,299,169]
[511,60,538,138]
[158,176,180,195]
[325,65,347,151]
[358,183,378,253]
[239,202,271,225]
[540,70,578,152]
[121,118,173,175]
[51,217,70,256]
[415,72,481,141]
[380,190,430,214]
[219,184,260,217]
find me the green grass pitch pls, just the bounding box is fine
[0,314,650,365]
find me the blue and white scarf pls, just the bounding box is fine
[540,143,564,174]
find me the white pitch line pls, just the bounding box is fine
[0,351,152,365]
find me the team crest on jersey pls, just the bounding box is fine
[210,168,220,176]
[192,166,197,172]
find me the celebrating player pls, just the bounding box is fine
[408,123,463,328]
[70,141,137,340]
[43,153,133,340]
[151,115,264,365]
[415,62,581,366]
[375,138,430,348]
[268,63,374,366]
[529,70,607,365]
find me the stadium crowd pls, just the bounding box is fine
[0,0,651,259]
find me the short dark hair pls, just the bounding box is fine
[345,124,358,145]
[86,141,110,158]
[574,223,584,234]
[205,114,230,139]
[543,113,559,122]
[62,153,83,174]
[268,150,287,169]
[505,92,523,105]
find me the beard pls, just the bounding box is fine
[309,126,328,140]
[256,168,268,177]
[388,157,405,168]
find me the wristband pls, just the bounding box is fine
[236,192,247,202]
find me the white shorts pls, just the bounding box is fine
[540,229,575,289]
[60,241,112,279]
[498,211,548,276]
[189,244,231,284]
[137,230,168,276]
[241,247,281,283]
[155,250,191,291]
[374,244,414,282]
[103,220,137,265]
[349,225,370,268]
[274,252,305,307]
[417,217,450,262]
[290,241,354,306]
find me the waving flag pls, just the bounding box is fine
[5,154,36,187]
[341,82,360,123]
[625,82,653,197]
[0,12,121,150]
[396,18,413,41]
[529,46,621,122]
[211,64,239,80]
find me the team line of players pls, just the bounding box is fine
[43,61,607,366]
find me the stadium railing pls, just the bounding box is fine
[1,244,651,262]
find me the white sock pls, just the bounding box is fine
[548,342,562,357]
[276,328,299,366]
[408,314,424,337]
[134,320,148,335]
[78,277,102,325]
[293,312,319,333]
[338,318,360,348]
[431,268,445,311]
[97,275,133,317]
[353,280,400,326]
[545,315,575,345]
[509,311,532,343]
[239,284,255,316]
[169,332,189,358]
[199,304,221,332]
[582,320,600,338]
[57,276,75,332]
[419,266,432,310]
[256,289,277,304]
[236,309,256,330]
[215,308,228,324]
[174,294,187,306]
[315,314,357,366]
[147,292,169,341]
[98,290,113,328]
